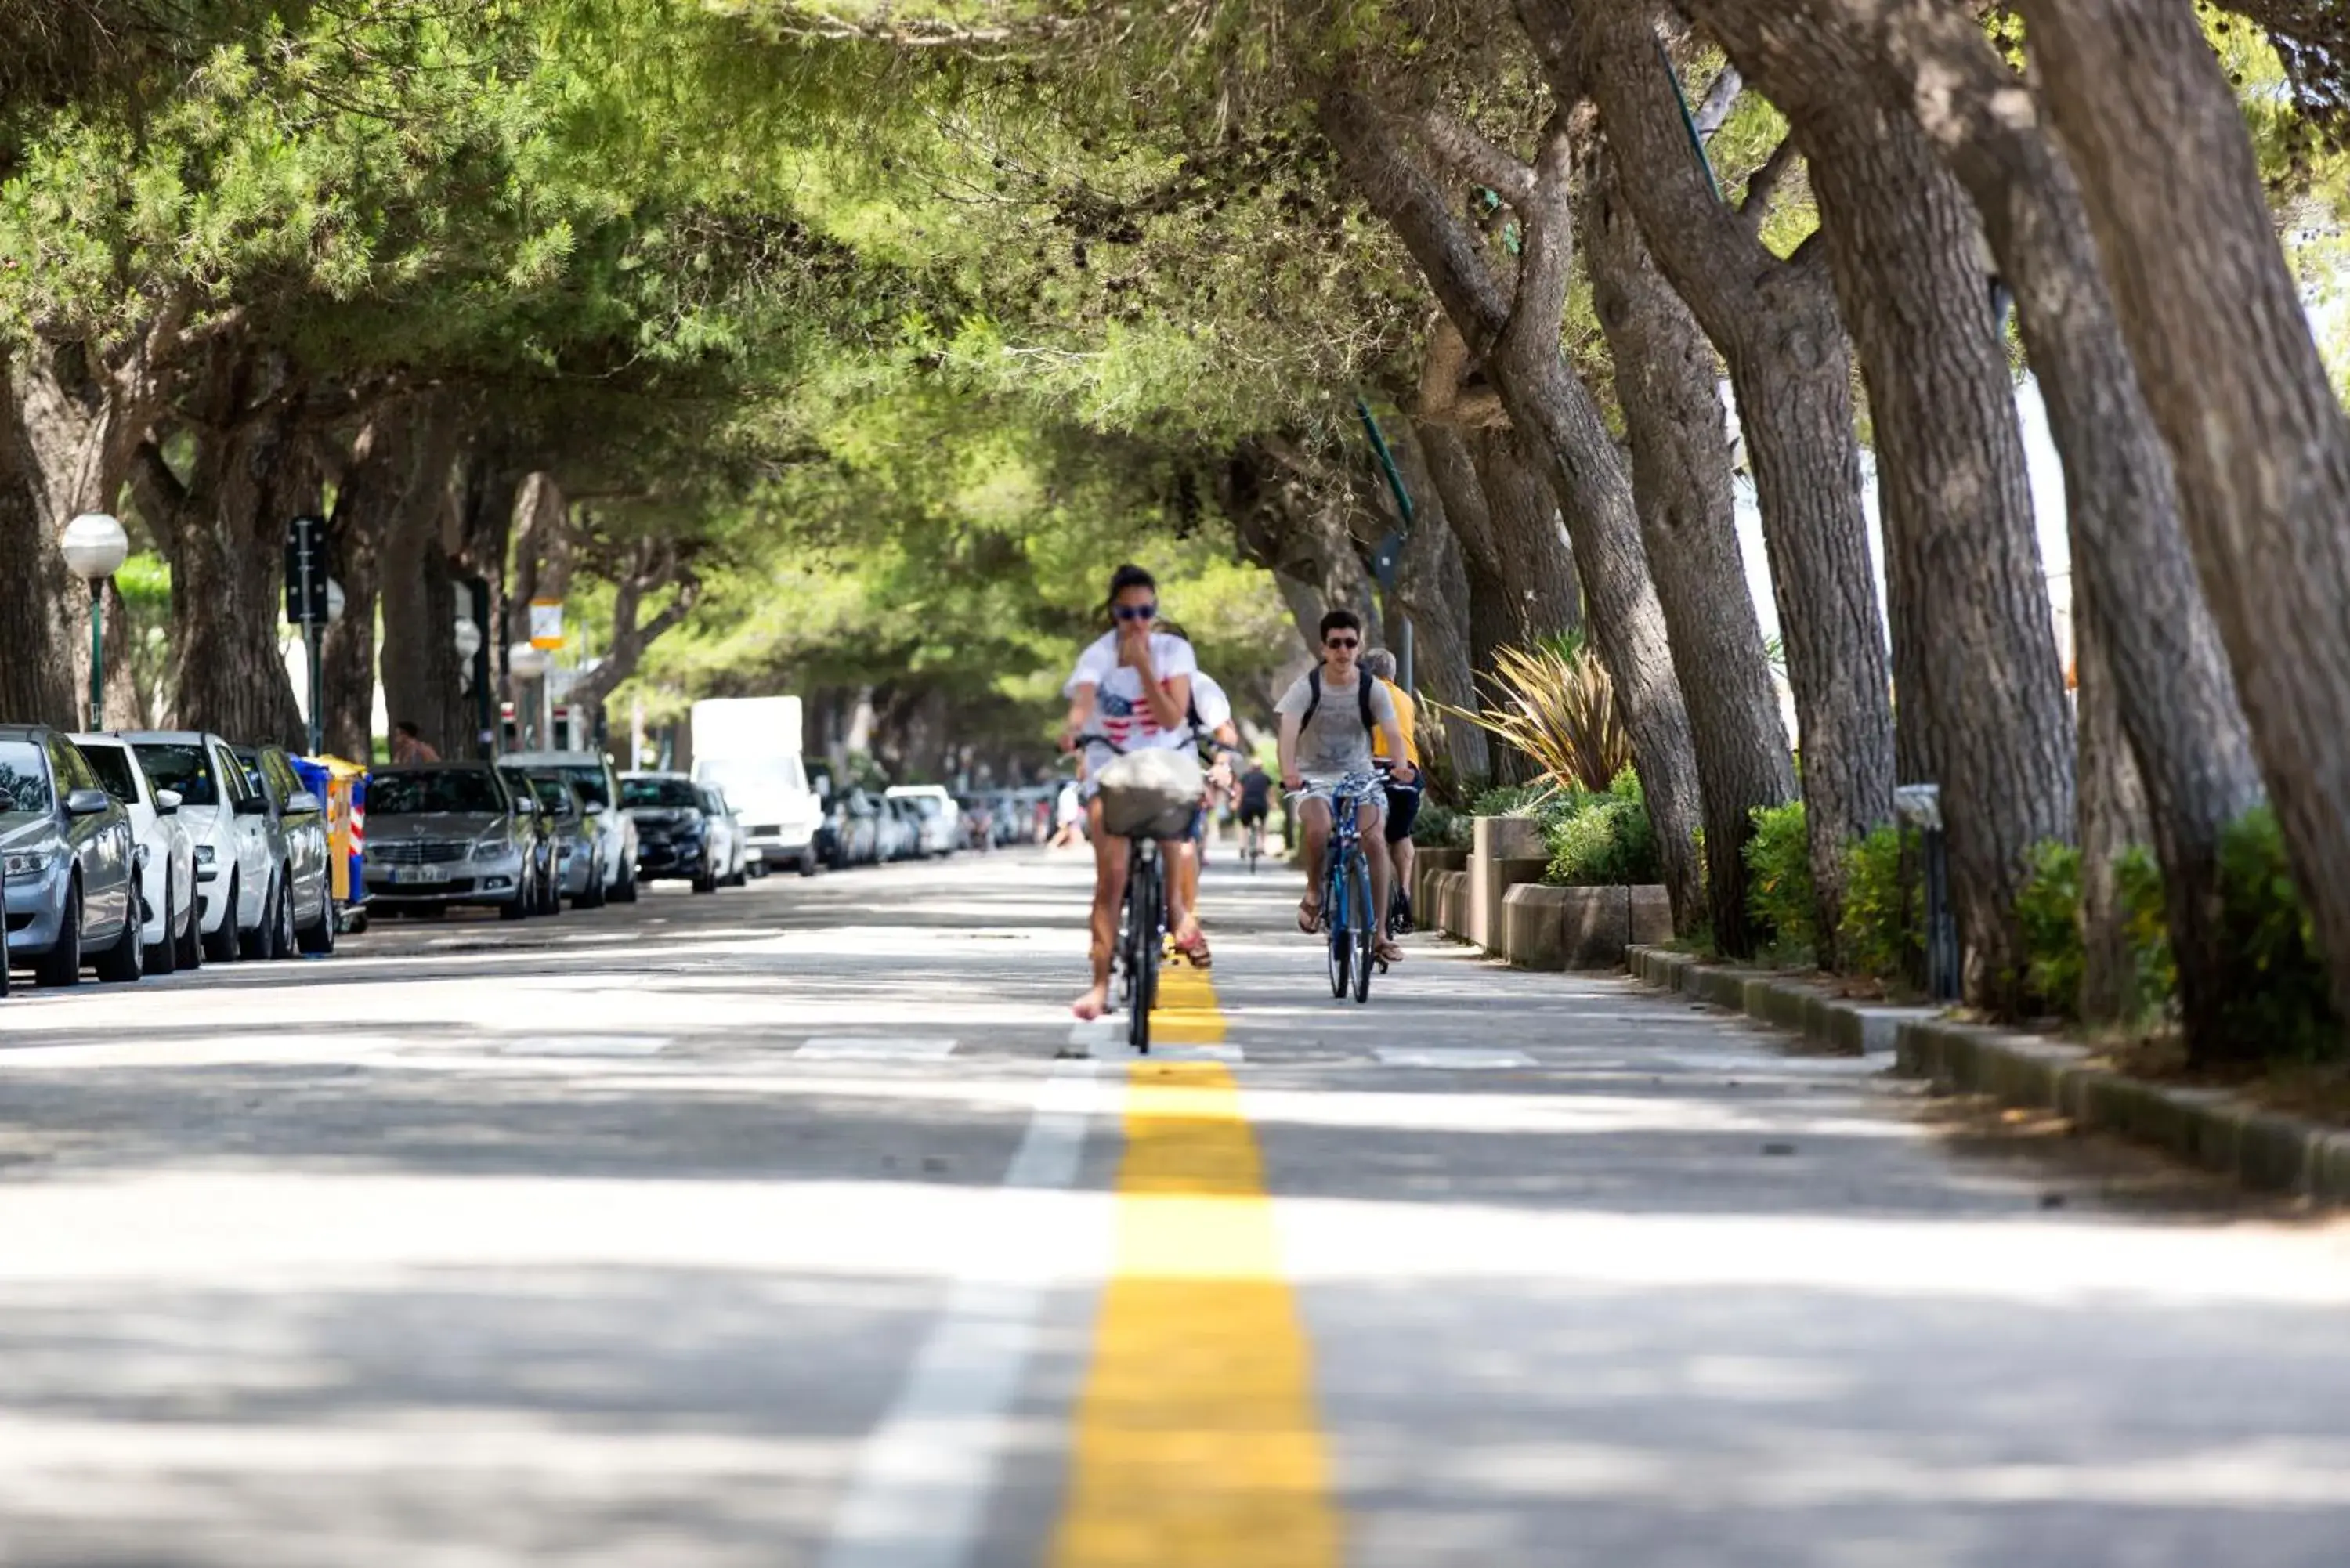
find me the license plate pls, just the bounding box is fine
[390,865,450,885]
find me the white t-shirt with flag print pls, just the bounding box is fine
[1065,630,1199,761]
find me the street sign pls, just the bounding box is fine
[529,598,565,650]
[284,515,329,627]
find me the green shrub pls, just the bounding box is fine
[1838,825,1916,982]
[2213,807,2341,1059]
[2014,841,2085,1016]
[1741,800,1816,956]
[1544,769,1660,887]
[1412,803,1470,849]
[2115,846,2176,1008]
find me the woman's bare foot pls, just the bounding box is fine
[1072,984,1109,1021]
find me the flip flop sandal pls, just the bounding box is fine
[1174,933,1213,969]
[1297,900,1321,934]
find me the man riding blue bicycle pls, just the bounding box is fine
[1276,609,1415,969]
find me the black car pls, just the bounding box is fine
[618,772,718,886]
[1,725,144,987]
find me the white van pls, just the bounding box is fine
[690,698,822,876]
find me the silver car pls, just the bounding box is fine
[2,725,144,987]
[519,772,606,906]
[362,764,535,919]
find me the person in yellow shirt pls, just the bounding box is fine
[1362,648,1422,934]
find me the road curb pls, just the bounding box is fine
[1624,945,2350,1207]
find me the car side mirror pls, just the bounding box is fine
[156,789,183,815]
[66,787,113,817]
[233,794,269,815]
[287,790,323,815]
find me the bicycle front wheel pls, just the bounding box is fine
[1349,853,1376,1004]
[1325,856,1350,999]
[1128,853,1159,1051]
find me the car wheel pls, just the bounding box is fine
[203,874,240,963]
[500,883,530,921]
[34,883,81,988]
[146,871,179,976]
[178,886,203,970]
[297,882,336,956]
[95,887,145,983]
[270,875,297,959]
[799,847,819,878]
[239,877,275,961]
[613,859,638,903]
[692,858,718,894]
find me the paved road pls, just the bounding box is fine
[1,848,2346,1566]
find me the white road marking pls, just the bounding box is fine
[816,1062,1107,1568]
[1373,1046,1537,1070]
[797,1038,960,1060]
[495,1035,671,1057]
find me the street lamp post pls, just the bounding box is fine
[60,514,129,730]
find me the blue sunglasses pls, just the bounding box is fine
[1113,603,1158,623]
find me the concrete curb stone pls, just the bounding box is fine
[1624,944,2350,1207]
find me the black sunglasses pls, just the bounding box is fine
[1325,636,1360,650]
[1114,603,1158,623]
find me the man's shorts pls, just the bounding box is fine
[1382,779,1423,845]
[1237,800,1270,827]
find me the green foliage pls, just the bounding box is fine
[1411,802,1467,850]
[1544,770,1660,888]
[1838,825,1917,983]
[1466,781,1553,820]
[1440,636,1629,793]
[2013,842,2086,1017]
[2214,807,2342,1059]
[1741,800,1816,958]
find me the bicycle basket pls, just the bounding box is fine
[1096,748,1204,839]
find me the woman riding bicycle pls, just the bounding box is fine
[1278,609,1415,967]
[1061,564,1206,1020]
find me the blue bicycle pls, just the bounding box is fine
[1297,775,1382,1004]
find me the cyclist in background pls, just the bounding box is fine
[1277,609,1415,966]
[1236,759,1274,863]
[1362,646,1423,934]
[1061,563,1203,1019]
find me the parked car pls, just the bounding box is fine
[620,772,724,890]
[497,766,564,917]
[822,787,884,869]
[502,749,638,903]
[887,786,960,858]
[1,725,144,986]
[517,771,605,908]
[699,784,750,889]
[75,733,200,973]
[878,795,924,862]
[124,730,277,962]
[231,743,337,956]
[363,764,536,919]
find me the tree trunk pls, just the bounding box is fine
[1585,142,1797,956]
[1673,11,2076,1010]
[1543,0,1896,963]
[2018,0,2350,1030]
[0,367,79,728]
[1383,417,1490,782]
[2075,592,2151,1027]
[139,342,309,750]
[318,412,431,761]
[1832,0,2266,1054]
[1218,437,1382,647]
[378,408,466,758]
[1320,87,1705,928]
[1413,417,1511,779]
[566,541,700,738]
[1470,424,1583,645]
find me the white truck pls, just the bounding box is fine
[689,697,823,876]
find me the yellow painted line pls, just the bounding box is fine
[1050,965,1340,1568]
[1148,958,1226,1045]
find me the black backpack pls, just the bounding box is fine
[1299,668,1376,735]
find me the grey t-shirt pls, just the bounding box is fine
[1275,668,1397,779]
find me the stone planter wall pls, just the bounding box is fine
[1500,883,1674,970]
[1469,816,1547,949]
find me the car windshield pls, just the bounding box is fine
[622,777,700,810]
[80,744,140,805]
[698,754,805,799]
[529,778,577,818]
[230,747,268,797]
[131,743,217,807]
[905,796,944,818]
[372,770,504,816]
[548,765,609,809]
[0,741,55,815]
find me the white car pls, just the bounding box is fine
[886,786,960,858]
[501,750,638,903]
[122,731,276,963]
[74,734,201,974]
[697,785,750,888]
